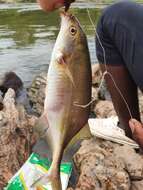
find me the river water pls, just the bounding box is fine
[0,2,102,86]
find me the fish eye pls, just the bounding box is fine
[70,26,77,36]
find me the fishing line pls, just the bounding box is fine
[74,7,133,119]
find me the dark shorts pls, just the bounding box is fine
[96,1,143,89]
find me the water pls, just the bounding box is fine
[0,2,102,87]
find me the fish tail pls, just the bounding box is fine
[49,147,63,190]
[31,145,62,189]
[49,166,62,190]
[31,167,62,190]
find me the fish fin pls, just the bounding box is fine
[65,66,75,87]
[34,113,49,138]
[31,166,62,190]
[31,172,50,188]
[56,53,75,87]
[64,123,92,157]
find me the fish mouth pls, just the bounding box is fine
[60,11,81,28]
[60,11,75,20]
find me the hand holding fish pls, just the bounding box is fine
[37,0,75,12]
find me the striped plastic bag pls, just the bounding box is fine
[5,153,72,190]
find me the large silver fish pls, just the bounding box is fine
[34,12,92,190]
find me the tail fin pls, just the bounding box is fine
[31,164,62,190]
[49,167,62,190]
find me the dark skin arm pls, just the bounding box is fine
[37,0,143,149]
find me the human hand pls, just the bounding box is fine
[129,118,143,148]
[37,0,75,12]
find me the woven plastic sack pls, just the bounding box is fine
[5,153,72,190]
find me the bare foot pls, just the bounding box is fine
[129,119,143,148]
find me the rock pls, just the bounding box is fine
[92,87,98,101]
[98,80,111,101]
[131,181,143,190]
[114,145,143,180]
[92,64,102,87]
[73,138,143,190]
[92,64,111,102]
[139,90,143,122]
[91,87,99,113]
[0,89,37,189]
[28,72,47,116]
[94,100,116,118]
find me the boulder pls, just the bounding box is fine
[0,89,37,189]
[94,100,116,118]
[92,64,102,87]
[73,138,143,190]
[28,72,47,116]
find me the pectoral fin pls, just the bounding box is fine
[56,53,75,87]
[64,66,75,87]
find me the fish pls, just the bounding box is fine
[33,11,92,190]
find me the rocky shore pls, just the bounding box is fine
[72,138,143,190]
[1,65,143,189]
[0,89,37,189]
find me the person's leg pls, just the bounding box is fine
[96,2,142,139]
[100,64,140,139]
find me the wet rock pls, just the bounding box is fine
[73,138,143,190]
[91,87,99,113]
[28,72,47,116]
[92,64,102,87]
[98,80,111,101]
[92,64,111,102]
[0,88,37,189]
[92,87,98,101]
